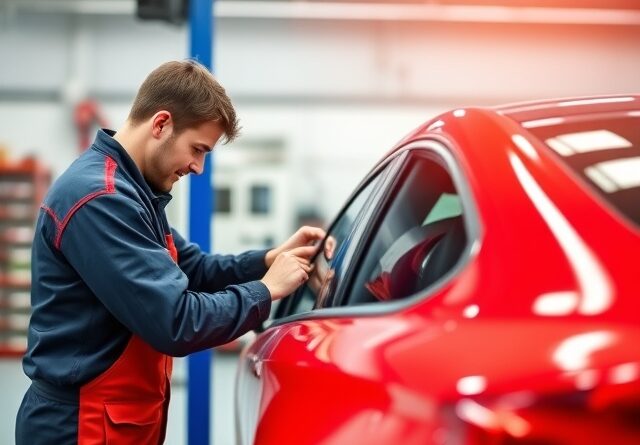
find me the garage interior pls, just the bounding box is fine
[1,0,639,443]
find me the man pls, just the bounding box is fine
[15,60,325,444]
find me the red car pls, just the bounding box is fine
[235,96,640,445]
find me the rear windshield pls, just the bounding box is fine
[523,113,640,227]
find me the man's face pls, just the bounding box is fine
[145,120,224,193]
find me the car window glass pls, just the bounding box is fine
[344,153,467,306]
[423,193,462,225]
[525,114,640,227]
[278,168,386,317]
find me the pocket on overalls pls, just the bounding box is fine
[104,400,163,445]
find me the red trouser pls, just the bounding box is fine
[77,234,178,444]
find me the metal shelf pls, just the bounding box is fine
[0,159,50,356]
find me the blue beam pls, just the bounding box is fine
[188,0,214,444]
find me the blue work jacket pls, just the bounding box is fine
[23,129,271,386]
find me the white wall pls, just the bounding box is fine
[3,11,637,228]
[1,11,639,218]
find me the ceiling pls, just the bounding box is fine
[4,0,640,25]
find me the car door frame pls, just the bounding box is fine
[271,149,409,321]
[272,137,481,324]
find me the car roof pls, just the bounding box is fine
[386,94,640,158]
[495,94,640,123]
[376,95,640,319]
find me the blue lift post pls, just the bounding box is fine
[188,0,214,444]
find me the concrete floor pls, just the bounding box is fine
[1,352,241,444]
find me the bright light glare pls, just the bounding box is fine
[512,134,539,161]
[457,375,487,395]
[469,240,481,257]
[609,362,639,385]
[427,120,445,131]
[585,156,640,193]
[546,138,574,156]
[463,304,480,318]
[553,331,616,372]
[455,399,496,429]
[584,166,619,193]
[546,130,631,156]
[522,117,565,129]
[502,414,531,438]
[558,97,635,107]
[509,153,613,316]
[533,292,580,316]
[455,399,531,438]
[453,109,466,117]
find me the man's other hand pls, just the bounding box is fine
[265,226,326,268]
[260,249,313,300]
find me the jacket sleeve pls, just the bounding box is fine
[60,193,271,357]
[171,228,269,293]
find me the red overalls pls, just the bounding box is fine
[77,235,178,444]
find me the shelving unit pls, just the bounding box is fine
[0,158,50,356]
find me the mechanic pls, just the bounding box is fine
[15,60,325,445]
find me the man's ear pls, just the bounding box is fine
[151,111,173,139]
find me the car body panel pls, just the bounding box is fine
[236,96,640,445]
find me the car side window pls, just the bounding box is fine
[343,152,468,306]
[275,160,396,319]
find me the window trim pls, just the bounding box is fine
[271,151,407,320]
[319,152,408,309]
[333,147,466,308]
[270,138,482,327]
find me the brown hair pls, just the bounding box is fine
[128,60,240,143]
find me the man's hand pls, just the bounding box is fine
[265,226,326,268]
[260,247,315,300]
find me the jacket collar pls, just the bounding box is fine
[90,129,173,205]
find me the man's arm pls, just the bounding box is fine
[173,225,326,293]
[61,193,271,356]
[171,228,269,293]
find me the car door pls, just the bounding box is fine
[235,142,475,445]
[234,152,404,443]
